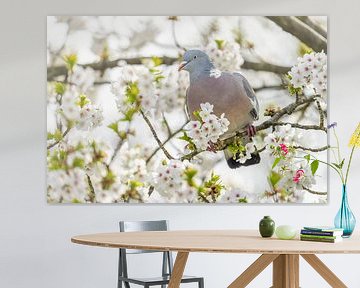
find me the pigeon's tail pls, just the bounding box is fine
[224,147,261,169]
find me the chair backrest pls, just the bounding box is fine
[118,220,173,281]
[119,220,169,254]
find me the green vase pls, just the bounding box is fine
[259,216,275,238]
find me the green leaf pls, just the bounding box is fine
[72,157,85,168]
[129,180,143,189]
[154,75,165,83]
[269,171,282,187]
[108,122,119,134]
[48,129,63,141]
[339,158,345,169]
[311,160,319,175]
[287,82,302,95]
[121,107,138,122]
[76,94,90,108]
[272,157,281,169]
[184,167,198,187]
[304,154,311,163]
[215,39,225,49]
[238,197,248,203]
[47,132,54,140]
[151,56,163,67]
[179,131,192,142]
[63,54,78,71]
[101,170,116,190]
[125,82,140,103]
[54,82,66,95]
[192,110,202,122]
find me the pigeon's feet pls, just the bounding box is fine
[246,125,257,138]
[206,141,217,153]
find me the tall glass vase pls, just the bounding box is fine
[334,185,356,237]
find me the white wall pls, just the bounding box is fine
[1,0,360,287]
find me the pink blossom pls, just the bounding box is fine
[279,143,289,155]
[293,169,305,183]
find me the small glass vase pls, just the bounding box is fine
[334,185,356,237]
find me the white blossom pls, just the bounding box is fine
[205,40,244,72]
[69,66,97,92]
[59,91,103,130]
[219,188,250,203]
[186,102,230,150]
[157,65,188,113]
[111,65,158,115]
[288,51,327,95]
[47,168,88,203]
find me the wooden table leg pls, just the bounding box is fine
[272,254,299,288]
[301,254,347,288]
[228,254,279,288]
[168,252,189,288]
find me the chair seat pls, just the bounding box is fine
[119,274,202,285]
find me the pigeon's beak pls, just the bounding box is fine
[178,61,188,71]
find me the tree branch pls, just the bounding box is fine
[296,16,327,38]
[254,85,285,92]
[140,110,174,160]
[86,174,96,202]
[146,120,189,164]
[302,185,327,196]
[293,145,329,152]
[242,61,290,74]
[266,16,327,52]
[47,127,71,149]
[272,122,327,132]
[181,95,323,161]
[47,57,291,81]
[316,100,325,129]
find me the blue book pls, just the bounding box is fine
[302,226,343,237]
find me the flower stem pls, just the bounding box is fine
[345,145,356,185]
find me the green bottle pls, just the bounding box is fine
[259,216,275,238]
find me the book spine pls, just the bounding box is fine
[301,230,335,237]
[300,234,337,240]
[300,237,336,243]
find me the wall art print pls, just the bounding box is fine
[47,16,328,204]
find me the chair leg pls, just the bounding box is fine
[199,278,204,288]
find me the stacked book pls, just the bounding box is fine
[300,226,344,243]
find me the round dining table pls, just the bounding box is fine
[72,230,360,288]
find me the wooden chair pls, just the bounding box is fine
[118,220,204,288]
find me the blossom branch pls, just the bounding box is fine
[146,120,189,164]
[271,122,327,132]
[47,57,291,81]
[47,127,71,149]
[293,145,329,153]
[140,109,174,160]
[181,95,323,161]
[302,185,327,196]
[316,100,325,129]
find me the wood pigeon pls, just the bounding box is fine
[179,49,260,168]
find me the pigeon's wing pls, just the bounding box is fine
[234,72,259,120]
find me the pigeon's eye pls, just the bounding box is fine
[193,55,197,59]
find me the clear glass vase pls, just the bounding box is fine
[334,185,356,237]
